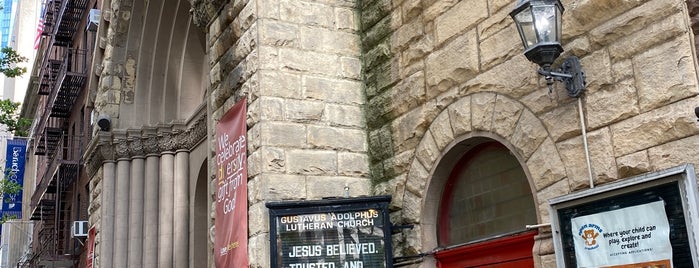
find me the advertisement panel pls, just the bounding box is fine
[267,196,393,268]
[550,165,699,267]
[86,227,96,268]
[214,99,249,267]
[1,139,26,224]
[571,201,672,267]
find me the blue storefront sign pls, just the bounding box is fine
[1,139,27,224]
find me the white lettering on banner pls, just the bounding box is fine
[213,98,248,268]
[3,145,25,206]
[286,261,365,268]
[289,245,323,257]
[280,211,380,232]
[285,243,378,258]
[326,243,377,256]
[278,209,386,268]
[343,261,363,268]
[215,132,246,215]
[570,201,672,267]
[289,263,336,268]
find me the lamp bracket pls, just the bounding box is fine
[537,56,586,98]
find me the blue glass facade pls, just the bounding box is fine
[0,0,17,48]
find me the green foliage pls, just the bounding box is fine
[1,213,18,223]
[0,46,31,224]
[0,99,31,137]
[0,47,27,78]
[0,178,21,196]
[0,167,22,224]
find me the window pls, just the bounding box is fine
[438,142,537,247]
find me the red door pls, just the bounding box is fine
[435,231,537,268]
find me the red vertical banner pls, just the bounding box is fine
[86,227,96,268]
[215,98,249,267]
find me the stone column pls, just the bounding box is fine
[533,229,555,267]
[174,150,190,268]
[143,154,160,267]
[158,152,175,267]
[113,159,131,267]
[128,156,145,267]
[100,161,116,268]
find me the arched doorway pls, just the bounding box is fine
[434,140,538,267]
[193,159,208,267]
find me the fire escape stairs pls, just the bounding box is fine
[28,0,88,265]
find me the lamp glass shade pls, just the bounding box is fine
[511,0,564,67]
[513,6,536,49]
[532,4,561,44]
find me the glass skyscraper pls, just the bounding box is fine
[0,0,17,48]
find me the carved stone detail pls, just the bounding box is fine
[129,134,145,157]
[113,130,131,159]
[158,130,178,152]
[142,127,160,155]
[188,0,226,31]
[84,114,208,177]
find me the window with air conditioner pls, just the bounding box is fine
[71,221,89,237]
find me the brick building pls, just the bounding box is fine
[18,0,699,267]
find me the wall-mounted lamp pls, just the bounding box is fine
[510,0,586,98]
[511,0,595,188]
[97,114,111,131]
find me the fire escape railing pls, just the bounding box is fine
[31,0,89,219]
[50,48,88,118]
[29,132,80,263]
[34,0,89,156]
[34,47,87,156]
[53,0,90,47]
[34,48,63,156]
[27,0,89,265]
[30,133,80,220]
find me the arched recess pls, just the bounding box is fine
[431,137,538,267]
[192,159,208,268]
[399,92,570,265]
[121,0,208,128]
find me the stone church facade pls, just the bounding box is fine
[77,0,699,267]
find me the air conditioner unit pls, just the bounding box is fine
[87,9,100,31]
[71,221,89,238]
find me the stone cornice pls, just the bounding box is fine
[189,0,227,31]
[84,113,208,177]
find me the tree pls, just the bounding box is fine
[0,47,28,78]
[0,176,21,223]
[0,99,29,223]
[0,99,31,137]
[0,46,28,224]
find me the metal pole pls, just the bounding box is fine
[578,98,594,188]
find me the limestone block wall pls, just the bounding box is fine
[360,0,699,266]
[686,0,699,50]
[204,0,371,266]
[86,0,127,265]
[85,0,699,266]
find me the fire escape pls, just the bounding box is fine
[28,0,89,266]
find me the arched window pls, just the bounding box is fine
[436,141,538,267]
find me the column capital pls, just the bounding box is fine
[84,113,207,178]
